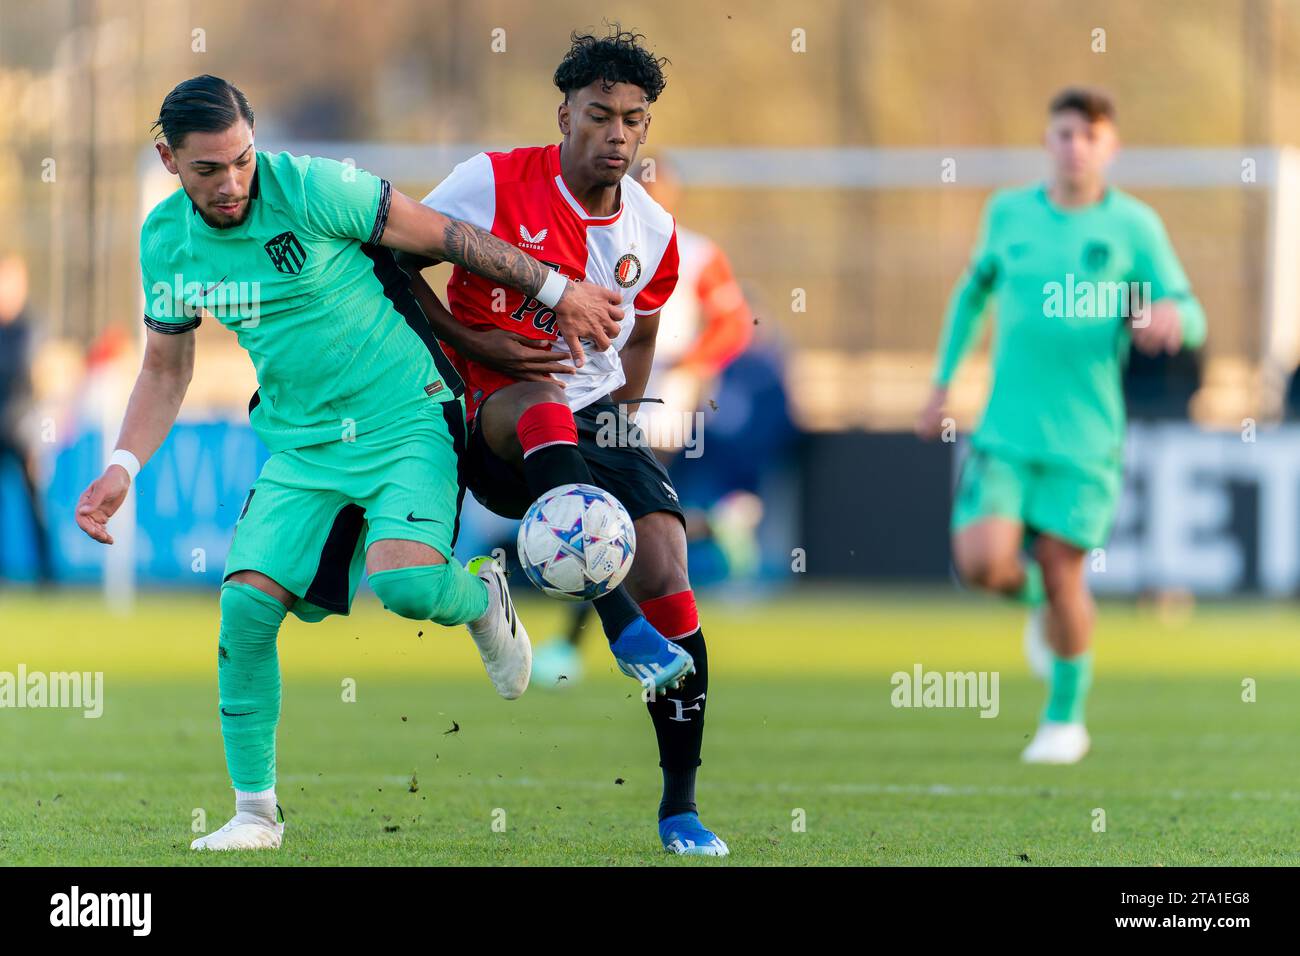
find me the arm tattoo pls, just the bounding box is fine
[441,217,549,298]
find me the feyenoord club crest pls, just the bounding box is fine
[264,231,307,275]
[614,252,642,288]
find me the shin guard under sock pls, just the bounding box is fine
[640,591,708,820]
[517,402,594,499]
[218,581,288,793]
[1044,650,1093,724]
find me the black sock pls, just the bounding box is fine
[660,765,698,821]
[592,587,641,644]
[647,629,708,820]
[521,443,593,499]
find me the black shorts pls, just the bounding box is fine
[465,398,686,524]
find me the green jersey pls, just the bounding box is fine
[139,150,460,452]
[932,183,1206,470]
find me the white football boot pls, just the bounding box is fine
[191,811,284,851]
[1021,721,1091,764]
[465,556,531,700]
[1022,606,1052,681]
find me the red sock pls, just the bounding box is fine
[517,402,578,458]
[516,402,594,500]
[640,590,700,642]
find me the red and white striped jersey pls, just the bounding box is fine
[421,144,679,418]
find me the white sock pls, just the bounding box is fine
[235,788,277,823]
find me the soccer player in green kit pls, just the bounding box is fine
[73,75,626,850]
[916,88,1206,764]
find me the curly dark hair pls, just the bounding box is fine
[553,27,668,103]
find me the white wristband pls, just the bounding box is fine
[536,271,569,309]
[108,448,141,481]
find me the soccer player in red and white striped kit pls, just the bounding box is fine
[402,28,727,856]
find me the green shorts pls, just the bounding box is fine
[951,445,1122,552]
[224,399,467,621]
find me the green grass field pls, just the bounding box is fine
[2,588,1298,866]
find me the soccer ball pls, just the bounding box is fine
[517,483,637,601]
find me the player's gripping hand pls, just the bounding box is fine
[1131,299,1183,357]
[461,328,574,385]
[914,386,951,441]
[553,280,623,368]
[75,465,131,545]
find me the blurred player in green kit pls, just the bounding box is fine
[916,88,1207,764]
[73,75,628,849]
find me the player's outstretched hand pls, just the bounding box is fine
[1131,299,1183,357]
[552,280,623,368]
[461,328,573,384]
[75,465,131,545]
[914,386,951,441]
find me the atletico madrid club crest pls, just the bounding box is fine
[614,252,642,288]
[264,231,307,275]
[1082,240,1110,272]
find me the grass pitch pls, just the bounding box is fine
[1,588,1297,865]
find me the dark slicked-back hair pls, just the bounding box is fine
[553,27,668,103]
[1049,87,1116,123]
[152,74,254,149]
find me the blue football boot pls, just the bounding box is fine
[659,812,730,857]
[609,617,695,693]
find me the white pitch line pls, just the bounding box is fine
[5,772,1298,804]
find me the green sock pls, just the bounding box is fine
[218,581,287,792]
[369,563,489,626]
[1017,560,1045,607]
[1044,650,1092,724]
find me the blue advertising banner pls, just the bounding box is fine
[2,422,268,585]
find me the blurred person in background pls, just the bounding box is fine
[667,305,797,586]
[915,88,1206,765]
[531,153,754,688]
[0,254,55,587]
